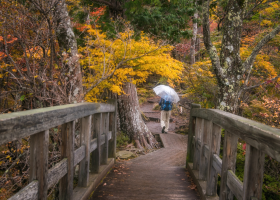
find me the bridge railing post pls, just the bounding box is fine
[243,144,265,199]
[29,130,49,200]
[187,104,201,163]
[198,120,211,180]
[59,121,75,200]
[219,131,238,200]
[101,113,109,165]
[91,113,102,173]
[193,117,203,170]
[206,123,221,196]
[108,100,117,162]
[78,115,91,187]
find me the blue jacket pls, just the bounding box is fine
[159,98,173,111]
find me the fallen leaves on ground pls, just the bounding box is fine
[188,185,197,190]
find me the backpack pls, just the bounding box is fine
[159,98,173,111]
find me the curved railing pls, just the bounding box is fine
[0,100,117,200]
[186,104,280,200]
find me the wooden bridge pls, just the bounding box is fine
[0,101,279,200]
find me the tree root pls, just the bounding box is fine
[135,133,159,150]
[147,135,159,148]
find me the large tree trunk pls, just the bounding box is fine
[117,82,158,149]
[55,0,83,103]
[216,0,243,113]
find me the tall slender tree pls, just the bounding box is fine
[190,0,198,65]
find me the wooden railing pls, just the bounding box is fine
[186,104,280,200]
[0,100,117,200]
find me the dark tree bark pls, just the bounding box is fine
[55,0,83,103]
[117,82,158,149]
[195,37,200,61]
[201,0,280,113]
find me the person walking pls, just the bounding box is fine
[153,84,179,133]
[159,95,173,133]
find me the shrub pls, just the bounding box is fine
[116,132,130,148]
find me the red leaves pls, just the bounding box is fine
[75,24,87,32]
[90,6,106,17]
[266,80,273,84]
[209,20,218,32]
[88,6,106,23]
[242,143,246,150]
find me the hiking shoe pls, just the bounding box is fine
[162,126,165,133]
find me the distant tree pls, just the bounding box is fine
[90,0,193,43]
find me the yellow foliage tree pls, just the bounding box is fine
[79,19,183,149]
[79,21,183,102]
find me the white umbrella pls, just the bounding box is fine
[153,85,180,103]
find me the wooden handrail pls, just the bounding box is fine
[186,104,280,200]
[0,102,115,145]
[1,100,117,200]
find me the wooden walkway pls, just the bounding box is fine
[90,133,200,200]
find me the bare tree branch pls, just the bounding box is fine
[243,75,280,90]
[244,0,268,19]
[242,24,280,72]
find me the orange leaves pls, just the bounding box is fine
[0,52,7,60]
[0,35,18,44]
[6,36,18,44]
[0,35,18,61]
[75,24,88,32]
[90,6,106,17]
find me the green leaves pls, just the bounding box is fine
[125,0,193,43]
[20,95,25,101]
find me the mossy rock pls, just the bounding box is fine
[116,151,135,159]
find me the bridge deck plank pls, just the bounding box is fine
[89,133,200,200]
